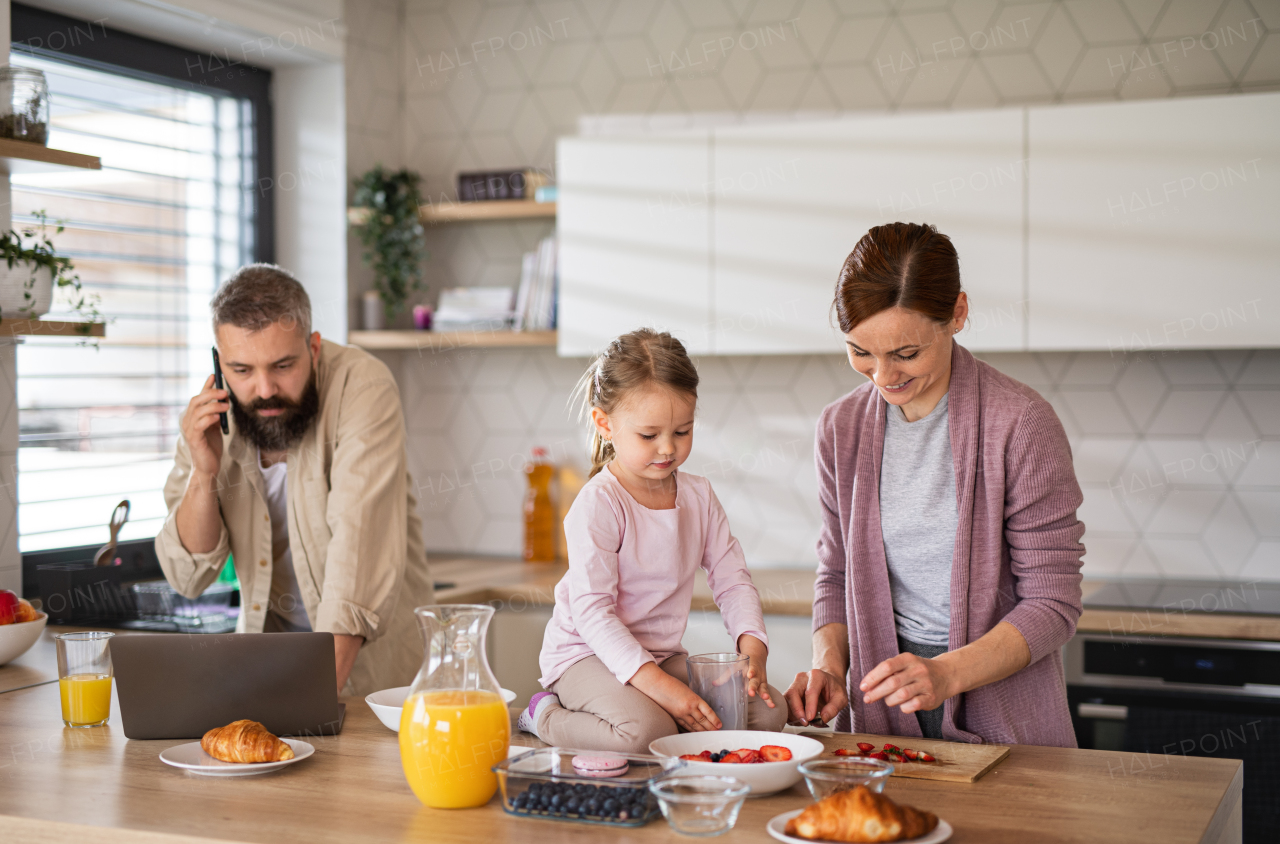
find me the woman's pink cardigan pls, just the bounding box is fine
[813,342,1085,747]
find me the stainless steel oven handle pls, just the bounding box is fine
[1077,703,1128,720]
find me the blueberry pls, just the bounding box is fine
[566,798,580,813]
[549,794,562,807]
[585,800,599,815]
[603,798,619,814]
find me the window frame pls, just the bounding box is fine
[10,1,274,263]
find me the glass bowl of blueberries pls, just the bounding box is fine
[493,748,684,826]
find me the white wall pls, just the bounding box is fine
[274,63,348,342]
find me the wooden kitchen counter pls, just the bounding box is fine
[433,558,1280,640]
[0,677,1242,844]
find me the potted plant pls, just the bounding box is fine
[0,210,100,331]
[350,166,428,326]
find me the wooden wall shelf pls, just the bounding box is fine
[0,139,101,173]
[347,201,556,228]
[0,319,105,337]
[348,329,556,351]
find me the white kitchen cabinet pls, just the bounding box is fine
[557,132,714,357]
[711,109,1027,354]
[1027,92,1280,351]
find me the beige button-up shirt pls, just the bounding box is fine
[155,340,433,696]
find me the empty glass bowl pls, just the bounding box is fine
[648,775,750,837]
[797,758,894,800]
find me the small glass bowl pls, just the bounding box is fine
[649,775,750,837]
[797,758,894,800]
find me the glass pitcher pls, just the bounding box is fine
[399,604,510,809]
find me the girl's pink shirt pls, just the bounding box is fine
[538,466,770,688]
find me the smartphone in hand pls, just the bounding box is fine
[211,348,230,435]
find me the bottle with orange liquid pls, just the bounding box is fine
[399,604,510,808]
[523,447,556,563]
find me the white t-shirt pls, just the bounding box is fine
[260,456,312,631]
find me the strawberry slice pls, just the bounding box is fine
[735,749,761,764]
[679,754,705,761]
[719,752,744,764]
[902,749,918,761]
[886,751,905,762]
[883,743,902,754]
[698,750,713,760]
[760,745,792,763]
[856,742,876,753]
[833,748,864,757]
[917,751,937,762]
[868,751,890,761]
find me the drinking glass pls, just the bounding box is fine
[55,631,114,727]
[687,653,749,731]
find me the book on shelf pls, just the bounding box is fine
[433,286,516,333]
[514,236,557,332]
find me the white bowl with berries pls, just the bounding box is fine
[648,730,825,797]
[0,589,46,665]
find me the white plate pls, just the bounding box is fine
[767,809,952,844]
[159,738,314,777]
[365,686,517,732]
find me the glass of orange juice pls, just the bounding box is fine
[54,631,114,728]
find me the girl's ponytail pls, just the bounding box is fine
[574,329,699,478]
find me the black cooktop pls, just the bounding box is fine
[1084,579,1280,616]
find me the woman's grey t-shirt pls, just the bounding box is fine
[879,392,957,647]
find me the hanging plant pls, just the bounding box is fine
[351,166,428,323]
[0,209,102,335]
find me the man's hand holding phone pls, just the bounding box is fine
[182,373,230,479]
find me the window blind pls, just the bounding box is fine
[12,53,256,551]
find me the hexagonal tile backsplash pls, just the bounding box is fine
[377,343,1280,581]
[348,0,1280,580]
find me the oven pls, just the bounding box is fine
[1065,633,1279,843]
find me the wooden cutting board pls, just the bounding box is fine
[811,732,1011,783]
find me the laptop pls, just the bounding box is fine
[112,632,346,740]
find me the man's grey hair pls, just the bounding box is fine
[210,264,312,336]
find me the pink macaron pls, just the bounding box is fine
[571,755,629,778]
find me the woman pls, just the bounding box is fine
[783,222,1085,747]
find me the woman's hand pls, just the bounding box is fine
[630,663,721,732]
[737,634,775,709]
[783,669,849,726]
[859,653,956,714]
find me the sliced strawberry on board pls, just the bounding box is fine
[902,749,919,761]
[917,751,937,762]
[833,748,864,757]
[868,751,890,761]
[719,752,744,764]
[882,743,902,754]
[886,752,905,763]
[856,742,876,753]
[760,746,792,763]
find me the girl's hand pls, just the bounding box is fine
[859,652,956,714]
[630,663,721,732]
[737,634,775,709]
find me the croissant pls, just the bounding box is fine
[201,720,295,764]
[785,785,938,843]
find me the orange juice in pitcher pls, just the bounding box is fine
[399,605,510,808]
[400,690,509,807]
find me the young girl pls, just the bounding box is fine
[517,329,787,753]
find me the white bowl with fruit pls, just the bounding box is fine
[0,590,46,665]
[648,730,825,797]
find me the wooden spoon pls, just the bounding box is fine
[93,500,131,566]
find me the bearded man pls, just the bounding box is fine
[155,264,433,696]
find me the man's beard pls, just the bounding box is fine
[230,370,321,452]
